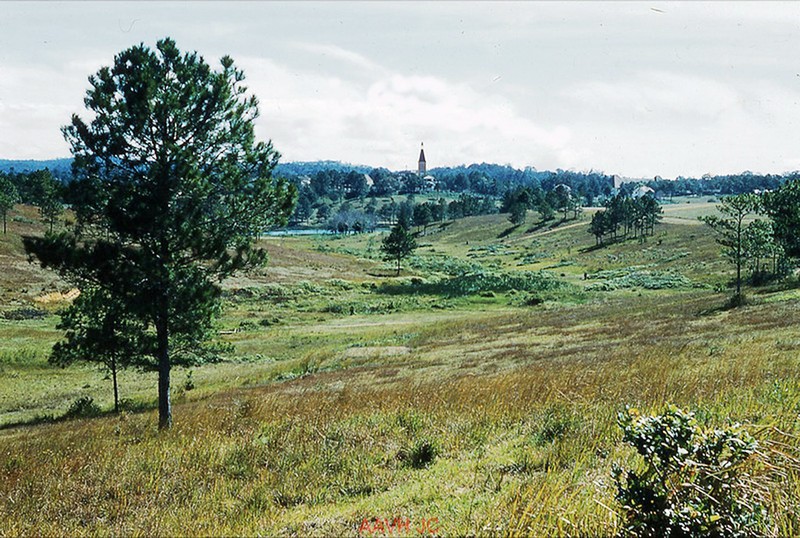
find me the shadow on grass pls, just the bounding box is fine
[699,278,800,316]
[366,269,405,278]
[697,293,751,316]
[580,243,606,254]
[0,398,155,431]
[498,225,519,239]
[525,221,549,234]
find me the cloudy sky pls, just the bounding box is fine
[1,2,799,178]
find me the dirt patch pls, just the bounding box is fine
[34,288,80,305]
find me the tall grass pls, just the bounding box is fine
[2,290,800,535]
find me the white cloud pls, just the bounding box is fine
[238,54,572,171]
[0,61,93,159]
[2,2,800,177]
[290,42,386,74]
[559,71,800,177]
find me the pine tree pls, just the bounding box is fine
[24,38,296,429]
[381,224,417,275]
[0,174,18,235]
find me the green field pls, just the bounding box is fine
[1,203,799,536]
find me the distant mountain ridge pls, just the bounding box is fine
[0,158,376,179]
[0,158,549,180]
[0,158,73,177]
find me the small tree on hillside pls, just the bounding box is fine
[381,224,417,275]
[537,199,555,222]
[742,218,785,283]
[413,202,432,234]
[51,287,151,413]
[763,177,800,258]
[397,199,414,230]
[24,38,296,429]
[699,193,759,300]
[508,202,527,226]
[0,174,19,235]
[33,170,63,233]
[589,210,609,245]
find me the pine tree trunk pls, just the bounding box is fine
[157,315,172,429]
[112,355,119,414]
[156,273,172,429]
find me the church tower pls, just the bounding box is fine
[418,142,426,176]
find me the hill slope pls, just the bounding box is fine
[1,206,799,535]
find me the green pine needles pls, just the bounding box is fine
[23,38,296,428]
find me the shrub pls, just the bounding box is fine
[1,307,47,320]
[612,405,764,537]
[586,269,696,291]
[531,404,578,446]
[64,396,101,419]
[725,293,748,309]
[379,268,581,300]
[399,438,438,469]
[184,370,195,391]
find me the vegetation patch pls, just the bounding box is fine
[378,268,582,300]
[408,255,483,276]
[1,307,48,320]
[613,405,765,537]
[586,267,697,291]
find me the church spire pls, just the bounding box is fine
[418,142,426,176]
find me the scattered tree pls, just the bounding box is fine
[537,199,555,222]
[763,177,800,258]
[24,38,296,429]
[413,203,432,234]
[699,193,759,299]
[33,170,63,233]
[742,218,784,283]
[589,193,662,246]
[508,202,527,226]
[397,199,414,230]
[381,224,417,275]
[51,287,151,413]
[0,174,18,235]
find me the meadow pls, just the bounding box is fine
[1,203,799,536]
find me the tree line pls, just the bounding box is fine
[589,194,662,245]
[701,187,800,301]
[0,168,64,234]
[500,184,582,226]
[318,193,499,235]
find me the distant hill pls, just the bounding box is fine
[0,158,375,180]
[274,161,373,177]
[0,158,73,178]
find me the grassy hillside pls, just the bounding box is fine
[1,205,799,535]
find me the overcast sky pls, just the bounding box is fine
[1,2,799,178]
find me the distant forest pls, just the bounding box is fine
[2,158,798,230]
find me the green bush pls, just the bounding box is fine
[613,405,764,537]
[587,269,696,291]
[1,307,48,321]
[531,404,579,446]
[379,268,580,300]
[399,438,438,469]
[64,396,101,419]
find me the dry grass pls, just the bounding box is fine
[2,288,800,536]
[2,204,799,535]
